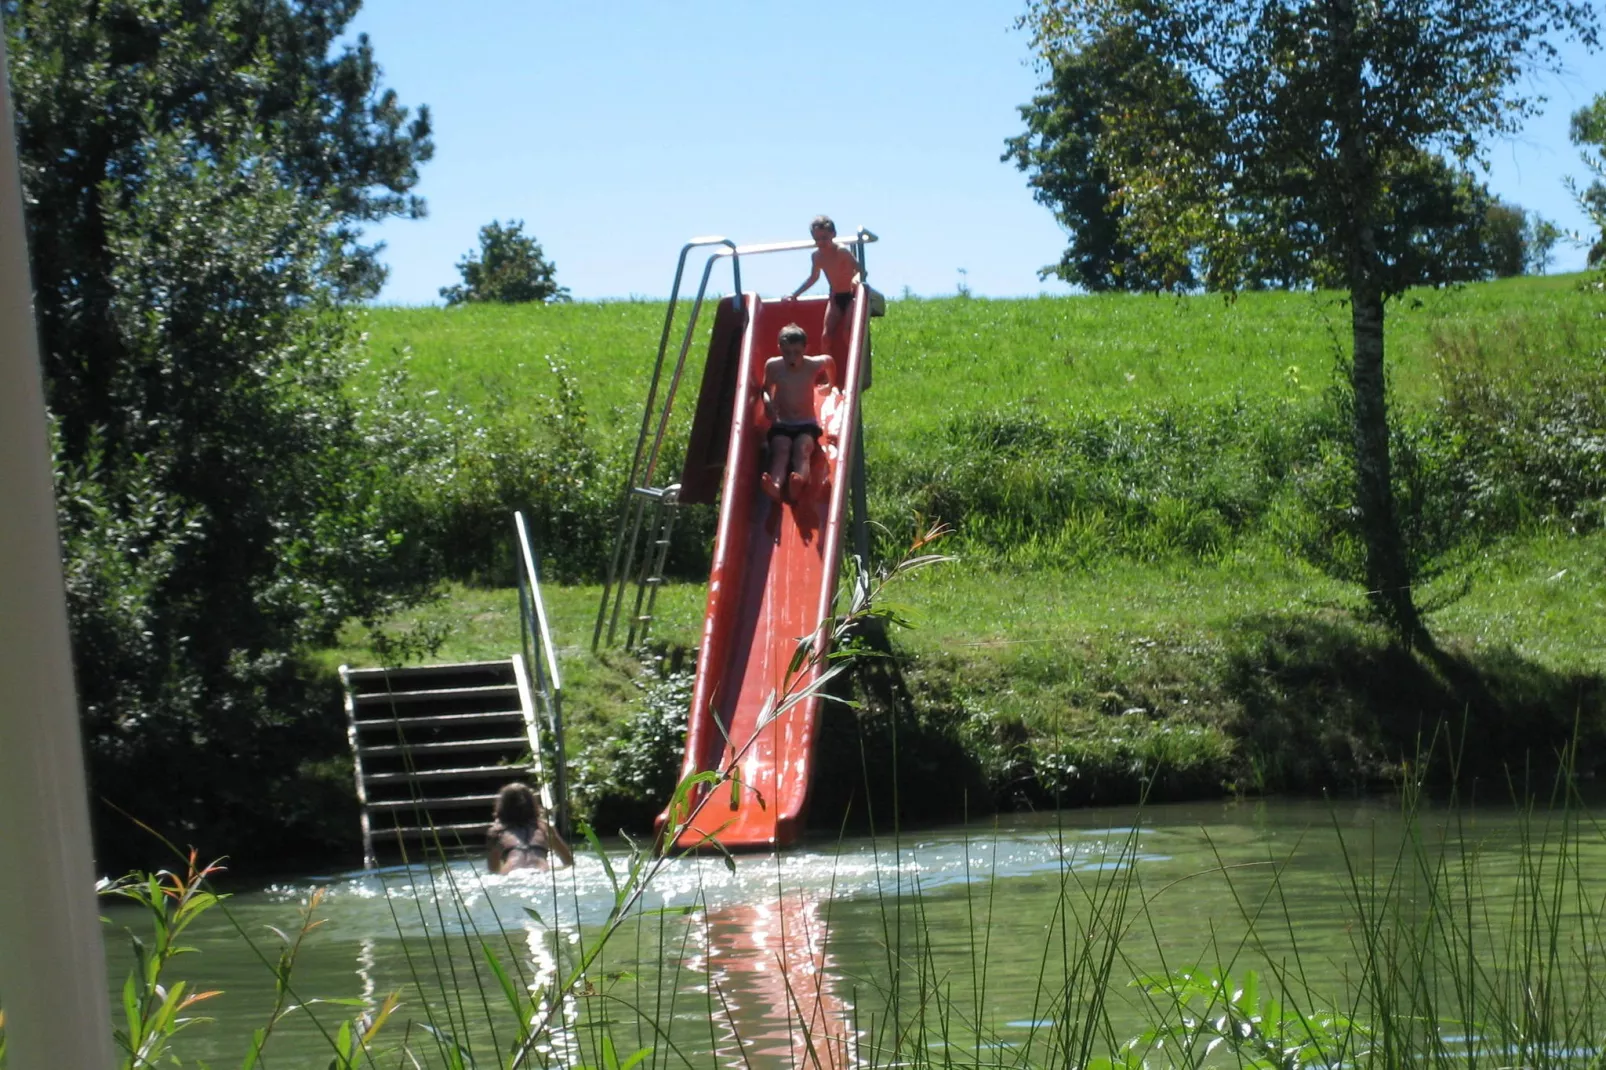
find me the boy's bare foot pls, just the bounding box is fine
[761,473,782,502]
[788,472,806,500]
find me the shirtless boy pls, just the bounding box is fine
[788,215,862,341]
[761,323,836,503]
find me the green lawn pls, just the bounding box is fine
[361,273,1599,437]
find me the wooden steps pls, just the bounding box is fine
[341,659,542,866]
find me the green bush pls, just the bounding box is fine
[570,663,692,832]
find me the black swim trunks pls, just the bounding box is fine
[766,420,823,444]
[832,291,853,311]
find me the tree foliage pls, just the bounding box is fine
[1008,26,1550,293]
[1020,0,1598,642]
[5,0,436,869]
[1572,93,1606,269]
[441,219,570,306]
[1003,28,1199,291]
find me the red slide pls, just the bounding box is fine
[659,288,870,850]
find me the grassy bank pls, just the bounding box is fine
[326,274,1606,834]
[330,527,1606,832]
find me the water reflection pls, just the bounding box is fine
[696,893,854,1069]
[103,798,1606,1066]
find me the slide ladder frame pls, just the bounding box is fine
[594,230,877,651]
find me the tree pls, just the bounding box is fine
[1021,0,1598,644]
[1481,200,1529,278]
[5,0,436,868]
[441,220,570,305]
[1525,213,1563,274]
[1010,32,1529,293]
[1003,29,1199,291]
[1571,93,1606,268]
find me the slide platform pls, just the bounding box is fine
[659,287,870,850]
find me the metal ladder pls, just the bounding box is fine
[624,483,680,648]
[593,230,878,650]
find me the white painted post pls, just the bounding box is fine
[0,15,118,1070]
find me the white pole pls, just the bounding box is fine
[0,14,118,1070]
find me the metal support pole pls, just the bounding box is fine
[0,18,118,1069]
[851,412,871,570]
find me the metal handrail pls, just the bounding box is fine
[592,229,878,650]
[709,229,878,260]
[515,510,568,835]
[594,237,738,649]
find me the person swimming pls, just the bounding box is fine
[485,782,574,873]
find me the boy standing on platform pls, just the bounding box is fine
[787,215,862,342]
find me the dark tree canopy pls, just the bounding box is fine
[441,219,570,306]
[6,0,432,462]
[1481,199,1531,279]
[1021,0,1598,641]
[5,0,436,868]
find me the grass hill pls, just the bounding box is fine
[333,274,1606,830]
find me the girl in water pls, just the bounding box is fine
[486,782,574,873]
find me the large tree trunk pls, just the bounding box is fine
[1348,278,1422,643]
[1332,0,1424,645]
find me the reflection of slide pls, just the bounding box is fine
[660,289,869,850]
[698,895,854,1069]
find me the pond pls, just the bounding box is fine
[102,795,1606,1067]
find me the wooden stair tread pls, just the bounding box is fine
[353,684,519,705]
[366,765,530,783]
[366,793,500,811]
[358,737,531,757]
[343,660,513,679]
[353,710,527,731]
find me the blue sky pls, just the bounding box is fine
[349,1,1605,304]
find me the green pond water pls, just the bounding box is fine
[102,796,1606,1067]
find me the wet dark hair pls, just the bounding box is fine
[779,323,807,346]
[810,215,836,236]
[493,782,540,827]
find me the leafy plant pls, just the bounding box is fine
[1107,967,1368,1070]
[98,853,229,1067]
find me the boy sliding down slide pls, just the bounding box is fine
[762,323,835,503]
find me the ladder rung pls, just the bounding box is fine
[367,765,528,783]
[371,822,487,840]
[343,660,513,680]
[367,794,500,811]
[355,711,526,731]
[355,685,518,705]
[359,737,530,758]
